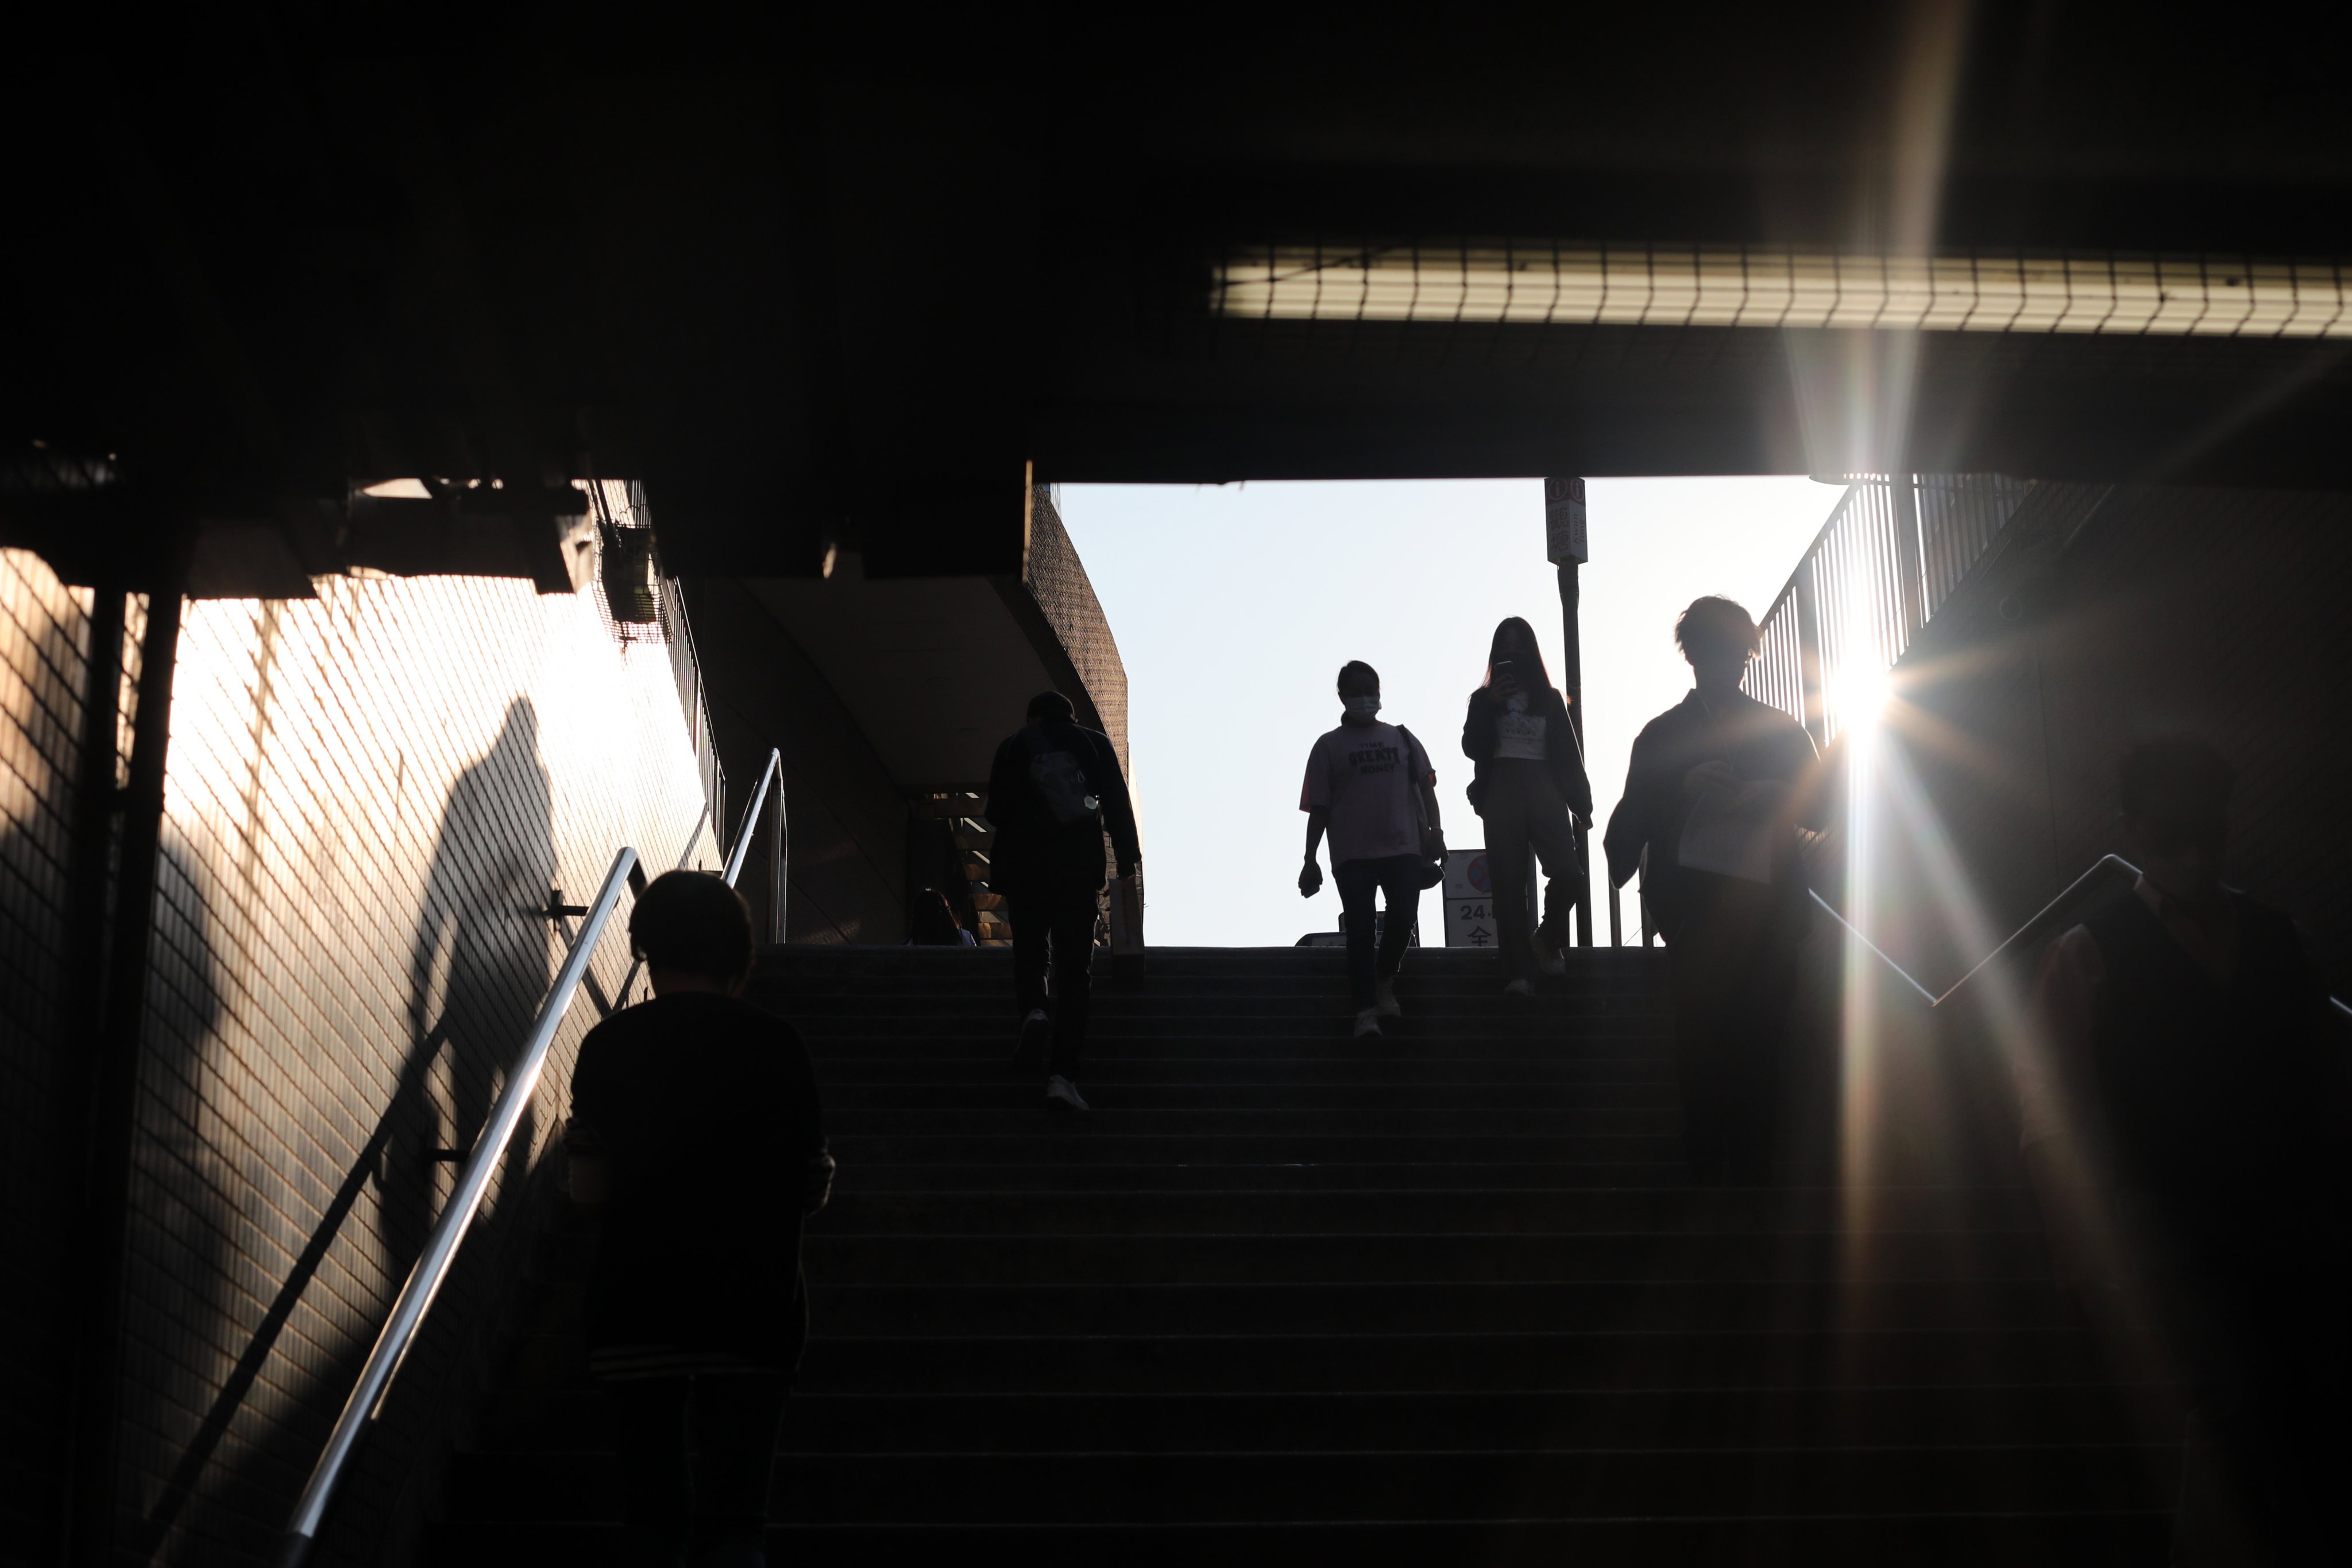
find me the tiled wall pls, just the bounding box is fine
[1026,486,1129,776]
[0,549,106,1553]
[17,565,722,1564]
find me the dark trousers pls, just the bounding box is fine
[1010,887,1098,1076]
[605,1373,790,1567]
[1482,760,1578,978]
[1663,878,1798,1181]
[1335,855,1421,1009]
[2141,1223,2349,1563]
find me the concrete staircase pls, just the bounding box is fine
[433,944,2179,1564]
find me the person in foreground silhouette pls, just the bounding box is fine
[565,871,833,1568]
[2022,739,2347,1563]
[986,689,1141,1111]
[1603,596,1822,1183]
[1300,661,1444,1039]
[1461,616,1592,995]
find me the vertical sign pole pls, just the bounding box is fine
[1544,478,1595,948]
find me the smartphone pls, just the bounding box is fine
[1493,659,1517,684]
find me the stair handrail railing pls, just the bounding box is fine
[1809,852,2352,1022]
[277,747,782,1567]
[274,846,635,1568]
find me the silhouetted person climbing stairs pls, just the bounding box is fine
[434,944,2178,1565]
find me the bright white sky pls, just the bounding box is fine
[1059,477,1844,947]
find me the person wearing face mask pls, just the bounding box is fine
[1300,661,1443,1038]
[2022,739,2345,1562]
[1462,617,1593,995]
[1603,597,1824,1183]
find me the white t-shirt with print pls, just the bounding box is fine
[1300,720,1436,866]
[1494,691,1548,760]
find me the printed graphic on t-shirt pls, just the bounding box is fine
[1494,710,1547,760]
[1302,721,1435,867]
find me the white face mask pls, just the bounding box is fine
[1342,694,1381,721]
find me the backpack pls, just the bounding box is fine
[1027,730,1100,828]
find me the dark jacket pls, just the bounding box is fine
[1461,686,1593,817]
[2083,887,2330,1231]
[1602,689,1823,940]
[566,992,826,1372]
[984,718,1141,897]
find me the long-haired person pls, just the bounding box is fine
[1461,617,1593,995]
[1602,597,1824,1183]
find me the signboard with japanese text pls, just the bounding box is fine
[1442,848,1497,948]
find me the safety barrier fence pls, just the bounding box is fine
[1745,473,2030,744]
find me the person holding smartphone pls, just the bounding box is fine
[1462,617,1592,995]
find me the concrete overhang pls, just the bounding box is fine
[743,566,1072,794]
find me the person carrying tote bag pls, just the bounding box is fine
[1461,616,1592,996]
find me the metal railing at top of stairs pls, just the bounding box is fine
[1808,852,2352,1022]
[277,748,782,1568]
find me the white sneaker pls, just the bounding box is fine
[1373,978,1402,1018]
[1044,1074,1090,1111]
[1351,1007,1383,1038]
[1502,978,1535,998]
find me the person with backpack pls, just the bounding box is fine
[1461,616,1592,996]
[985,690,1141,1111]
[1300,661,1445,1039]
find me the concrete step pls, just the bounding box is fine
[822,1082,1689,1113]
[786,991,1672,1019]
[805,1033,1680,1060]
[824,1133,1692,1165]
[446,1441,2175,1524]
[808,1186,2045,1237]
[506,1277,2084,1339]
[822,1108,1687,1137]
[782,1324,2108,1396]
[531,1227,2049,1288]
[429,1512,2176,1567]
[476,1384,2181,1455]
[814,1051,1681,1080]
[831,1159,1697,1191]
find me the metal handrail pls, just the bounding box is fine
[278,747,783,1566]
[610,746,782,1008]
[276,847,636,1568]
[1812,853,2352,1022]
[723,748,782,888]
